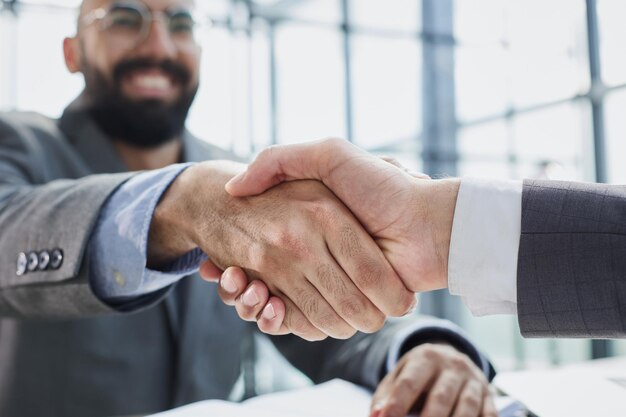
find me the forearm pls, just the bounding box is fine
[147,160,245,270]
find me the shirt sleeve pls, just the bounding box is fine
[447,178,522,316]
[385,318,495,381]
[88,163,207,304]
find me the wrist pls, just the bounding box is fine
[425,178,460,288]
[148,161,247,270]
[148,166,199,269]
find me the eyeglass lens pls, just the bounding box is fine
[101,3,197,49]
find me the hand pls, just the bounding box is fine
[148,161,415,340]
[371,344,497,417]
[224,138,460,293]
[200,154,428,334]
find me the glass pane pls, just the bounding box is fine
[604,89,626,183]
[511,102,591,181]
[455,44,509,122]
[351,34,421,149]
[0,11,15,111]
[457,160,511,178]
[598,0,626,86]
[254,0,341,24]
[454,0,506,44]
[15,8,83,118]
[458,120,509,158]
[187,28,235,150]
[507,0,589,108]
[198,0,232,22]
[251,23,272,152]
[20,0,81,7]
[275,24,346,143]
[349,0,420,32]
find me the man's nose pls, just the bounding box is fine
[136,18,177,60]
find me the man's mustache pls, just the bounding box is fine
[112,58,191,87]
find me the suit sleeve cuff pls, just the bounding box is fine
[448,178,522,316]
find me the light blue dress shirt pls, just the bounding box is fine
[89,163,206,304]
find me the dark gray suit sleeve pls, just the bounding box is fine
[270,316,495,390]
[517,179,626,338]
[0,114,136,318]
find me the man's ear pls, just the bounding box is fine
[63,37,81,73]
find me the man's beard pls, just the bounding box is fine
[82,57,198,149]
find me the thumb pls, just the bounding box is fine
[225,141,327,197]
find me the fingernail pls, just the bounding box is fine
[370,400,386,417]
[403,296,419,316]
[262,303,276,320]
[243,287,260,307]
[221,274,238,294]
[373,400,386,411]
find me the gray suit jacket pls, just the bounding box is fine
[517,179,626,338]
[0,98,491,417]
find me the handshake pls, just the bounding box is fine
[150,138,462,341]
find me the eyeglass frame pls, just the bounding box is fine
[80,0,211,51]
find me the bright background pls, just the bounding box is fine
[2,0,626,395]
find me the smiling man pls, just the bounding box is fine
[0,1,495,416]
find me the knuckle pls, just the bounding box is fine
[292,288,320,318]
[390,290,416,317]
[397,375,421,393]
[339,299,361,318]
[316,264,346,296]
[287,313,312,336]
[450,355,471,372]
[420,344,442,361]
[247,242,273,271]
[359,309,386,334]
[461,393,481,410]
[432,387,453,406]
[314,313,345,336]
[266,227,310,259]
[349,259,383,292]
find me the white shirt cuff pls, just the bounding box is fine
[448,178,522,316]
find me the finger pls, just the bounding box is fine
[234,280,269,322]
[324,207,416,319]
[451,380,484,417]
[307,256,385,335]
[226,138,358,197]
[480,391,498,417]
[378,360,436,417]
[420,370,466,417]
[226,142,324,196]
[199,259,223,283]
[257,296,289,335]
[217,267,249,306]
[282,278,357,340]
[280,295,328,341]
[370,364,403,415]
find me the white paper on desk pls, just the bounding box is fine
[149,379,413,417]
[150,379,519,417]
[495,357,626,417]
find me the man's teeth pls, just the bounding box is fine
[134,75,172,90]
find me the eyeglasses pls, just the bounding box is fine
[81,1,210,52]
